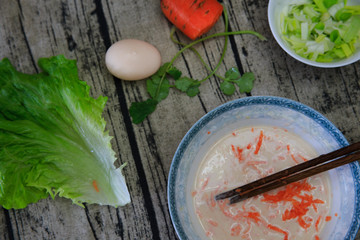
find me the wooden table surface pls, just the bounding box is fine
[0,0,359,239]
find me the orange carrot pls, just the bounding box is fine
[207,218,218,227]
[262,180,324,230]
[160,0,224,40]
[201,177,209,190]
[325,216,332,221]
[291,153,300,164]
[247,160,267,166]
[298,153,308,162]
[230,223,242,236]
[231,144,244,163]
[237,147,243,162]
[246,211,261,223]
[254,130,264,154]
[315,235,320,240]
[92,180,100,192]
[267,224,289,240]
[315,216,321,232]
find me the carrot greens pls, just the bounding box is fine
[129,7,266,124]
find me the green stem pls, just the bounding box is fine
[200,5,229,83]
[169,31,266,65]
[170,27,227,81]
[154,13,266,98]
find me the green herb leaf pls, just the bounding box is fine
[225,67,241,80]
[129,99,158,124]
[186,84,200,97]
[175,77,200,97]
[157,63,171,76]
[220,81,236,95]
[146,75,170,102]
[167,66,182,80]
[234,72,255,93]
[175,77,195,92]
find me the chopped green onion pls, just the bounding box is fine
[324,0,338,9]
[281,0,360,62]
[343,15,360,42]
[301,22,309,40]
[341,43,352,56]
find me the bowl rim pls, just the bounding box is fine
[267,0,360,68]
[168,96,360,240]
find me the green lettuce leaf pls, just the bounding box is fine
[0,55,130,209]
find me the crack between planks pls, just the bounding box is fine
[143,123,175,237]
[3,209,15,240]
[92,0,160,239]
[17,15,37,72]
[338,68,360,123]
[84,205,100,240]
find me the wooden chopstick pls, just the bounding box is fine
[215,142,360,205]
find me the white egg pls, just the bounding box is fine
[105,39,162,81]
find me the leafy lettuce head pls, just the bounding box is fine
[0,55,130,209]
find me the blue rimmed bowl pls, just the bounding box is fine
[168,96,360,240]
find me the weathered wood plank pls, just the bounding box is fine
[0,0,359,239]
[0,0,160,239]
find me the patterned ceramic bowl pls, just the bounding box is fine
[168,96,360,240]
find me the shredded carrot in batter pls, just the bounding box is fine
[201,177,209,190]
[254,130,264,154]
[230,223,242,236]
[298,153,308,162]
[247,160,267,166]
[263,180,324,230]
[195,128,329,239]
[267,224,289,240]
[291,153,300,164]
[207,218,218,227]
[231,144,244,163]
[315,216,321,232]
[245,211,261,223]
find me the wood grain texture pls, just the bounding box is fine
[0,0,359,239]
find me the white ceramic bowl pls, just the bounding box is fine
[268,0,360,68]
[168,96,360,239]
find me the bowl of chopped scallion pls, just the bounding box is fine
[268,0,360,67]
